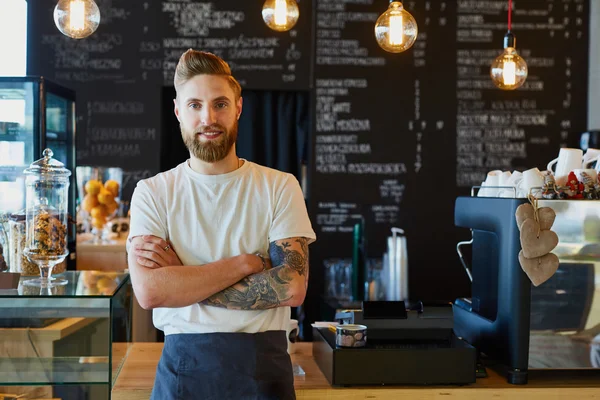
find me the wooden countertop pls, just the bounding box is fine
[76,234,128,272]
[76,234,127,252]
[112,343,600,400]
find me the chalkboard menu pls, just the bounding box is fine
[160,0,312,89]
[454,0,589,187]
[27,0,163,199]
[27,0,313,199]
[307,0,589,306]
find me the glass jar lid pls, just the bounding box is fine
[23,148,72,178]
[31,197,58,213]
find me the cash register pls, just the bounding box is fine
[312,300,477,386]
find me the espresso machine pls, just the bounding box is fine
[453,196,532,384]
[454,195,600,384]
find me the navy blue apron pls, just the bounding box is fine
[150,331,296,400]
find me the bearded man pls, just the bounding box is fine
[127,49,316,400]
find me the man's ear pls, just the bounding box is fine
[173,98,181,122]
[237,97,243,120]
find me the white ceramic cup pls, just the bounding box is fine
[573,168,598,184]
[498,171,512,186]
[478,170,502,197]
[497,171,514,197]
[547,148,584,186]
[508,170,523,186]
[286,319,299,354]
[476,181,487,197]
[583,148,600,168]
[520,168,544,197]
[500,170,523,198]
[585,154,600,174]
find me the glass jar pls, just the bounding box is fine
[76,166,123,244]
[22,148,72,287]
[8,209,66,276]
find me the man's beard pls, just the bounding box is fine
[181,122,238,163]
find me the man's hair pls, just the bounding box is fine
[174,49,242,99]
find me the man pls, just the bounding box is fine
[127,49,316,400]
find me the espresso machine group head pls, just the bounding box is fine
[453,196,531,384]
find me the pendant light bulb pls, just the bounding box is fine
[262,0,299,32]
[374,1,418,53]
[54,0,101,39]
[490,33,528,90]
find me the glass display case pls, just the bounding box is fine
[0,76,77,268]
[0,271,132,400]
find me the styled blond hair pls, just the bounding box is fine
[174,49,242,99]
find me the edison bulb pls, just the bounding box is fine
[374,1,418,53]
[54,0,101,39]
[262,0,299,32]
[490,47,528,90]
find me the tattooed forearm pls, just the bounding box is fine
[201,237,310,310]
[201,264,294,309]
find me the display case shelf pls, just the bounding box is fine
[0,271,132,399]
[0,357,110,385]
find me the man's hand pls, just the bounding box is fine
[133,235,183,268]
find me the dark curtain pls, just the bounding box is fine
[161,88,311,182]
[236,90,310,181]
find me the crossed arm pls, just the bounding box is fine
[128,235,309,310]
[201,237,309,309]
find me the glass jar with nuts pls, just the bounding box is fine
[23,148,72,288]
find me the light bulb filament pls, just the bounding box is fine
[274,0,287,26]
[69,0,85,32]
[503,60,516,85]
[389,13,403,45]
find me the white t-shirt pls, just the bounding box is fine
[127,159,317,335]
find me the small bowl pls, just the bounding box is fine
[335,324,367,348]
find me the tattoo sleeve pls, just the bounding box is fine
[200,237,310,310]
